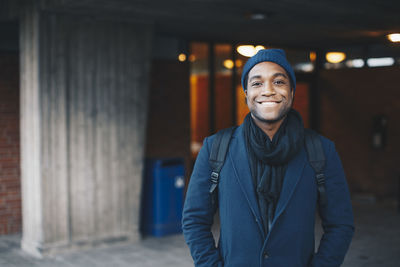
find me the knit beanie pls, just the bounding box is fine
[241,49,296,93]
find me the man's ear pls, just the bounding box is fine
[244,90,248,97]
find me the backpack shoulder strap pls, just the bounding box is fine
[208,126,237,205]
[304,128,327,207]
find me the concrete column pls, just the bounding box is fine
[20,3,153,256]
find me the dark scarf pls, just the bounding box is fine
[243,109,304,234]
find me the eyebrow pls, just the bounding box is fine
[248,72,289,83]
[272,73,289,80]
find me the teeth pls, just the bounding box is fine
[259,102,278,106]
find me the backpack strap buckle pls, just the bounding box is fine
[209,172,219,194]
[316,173,325,185]
[210,171,219,184]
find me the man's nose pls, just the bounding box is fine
[261,83,276,96]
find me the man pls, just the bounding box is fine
[182,49,354,267]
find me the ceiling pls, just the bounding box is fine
[1,0,400,50]
[40,0,400,49]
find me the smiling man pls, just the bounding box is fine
[245,61,293,138]
[182,49,354,267]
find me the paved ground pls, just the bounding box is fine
[340,199,400,267]
[0,234,193,267]
[0,200,399,267]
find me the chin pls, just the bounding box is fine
[252,109,289,124]
[252,113,281,124]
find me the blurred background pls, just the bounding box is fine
[0,0,399,265]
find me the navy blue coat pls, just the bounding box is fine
[182,125,354,267]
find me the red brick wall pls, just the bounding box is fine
[319,67,400,198]
[0,52,21,234]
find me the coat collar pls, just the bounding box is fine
[228,124,306,237]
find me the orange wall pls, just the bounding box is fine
[190,75,209,144]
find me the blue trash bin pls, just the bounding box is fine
[141,158,185,237]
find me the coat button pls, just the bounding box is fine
[263,252,269,258]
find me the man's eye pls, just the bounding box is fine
[274,80,286,85]
[251,82,262,87]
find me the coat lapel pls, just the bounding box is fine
[229,125,265,237]
[271,147,306,228]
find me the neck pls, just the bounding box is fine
[251,114,286,140]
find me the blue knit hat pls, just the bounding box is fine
[241,49,296,93]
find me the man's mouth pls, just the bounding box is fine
[257,100,281,106]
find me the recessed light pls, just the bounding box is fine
[387,33,400,43]
[178,53,186,62]
[367,57,395,67]
[250,13,267,20]
[236,45,266,57]
[326,52,346,63]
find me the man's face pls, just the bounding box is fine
[245,61,293,124]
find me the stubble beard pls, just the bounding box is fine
[250,101,292,125]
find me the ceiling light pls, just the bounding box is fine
[345,59,364,68]
[178,53,187,62]
[387,33,400,43]
[309,51,316,62]
[294,62,314,72]
[250,13,267,20]
[223,59,234,69]
[235,59,243,68]
[326,52,346,63]
[189,54,196,62]
[255,45,266,52]
[237,45,266,57]
[237,45,256,57]
[367,57,395,67]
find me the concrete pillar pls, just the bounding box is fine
[20,2,153,256]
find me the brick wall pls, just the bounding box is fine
[0,52,21,234]
[319,67,400,198]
